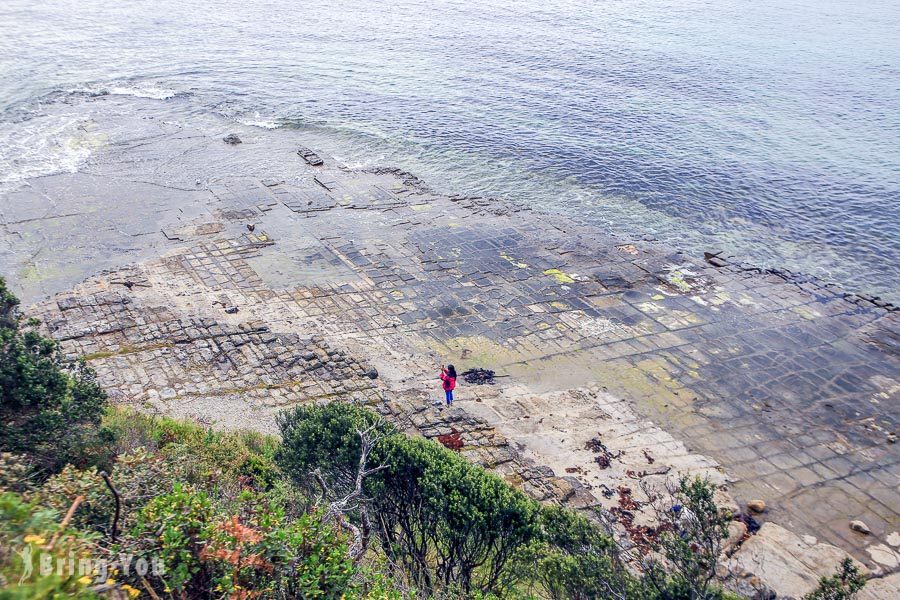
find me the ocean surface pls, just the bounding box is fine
[1,0,898,302]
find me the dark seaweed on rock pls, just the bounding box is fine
[461,367,496,384]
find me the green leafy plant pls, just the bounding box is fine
[128,484,356,599]
[0,491,101,599]
[515,505,643,600]
[0,277,107,474]
[642,476,731,600]
[803,558,866,600]
[131,483,216,595]
[277,402,394,501]
[278,402,539,596]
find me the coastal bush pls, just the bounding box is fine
[641,476,732,600]
[0,491,102,599]
[28,408,291,544]
[0,276,107,474]
[276,401,395,500]
[1,406,392,599]
[370,434,539,594]
[803,558,866,600]
[279,402,552,596]
[131,484,216,595]
[514,505,644,599]
[103,407,285,495]
[123,478,356,599]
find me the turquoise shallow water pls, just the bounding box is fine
[1,0,898,301]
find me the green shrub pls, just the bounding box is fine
[515,505,643,599]
[37,448,182,539]
[131,483,216,595]
[129,485,355,599]
[373,434,539,594]
[803,558,866,600]
[642,476,732,600]
[278,402,539,596]
[277,401,395,499]
[0,277,107,473]
[350,563,417,600]
[103,407,283,493]
[0,491,102,598]
[228,495,353,599]
[0,453,35,494]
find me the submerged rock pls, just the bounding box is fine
[298,147,324,166]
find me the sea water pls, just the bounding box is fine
[1,0,898,301]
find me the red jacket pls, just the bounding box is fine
[440,370,457,391]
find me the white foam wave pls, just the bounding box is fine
[236,112,282,129]
[68,83,178,100]
[108,85,178,99]
[0,115,104,185]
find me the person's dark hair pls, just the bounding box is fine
[446,364,457,378]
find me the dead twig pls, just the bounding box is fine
[140,575,163,600]
[318,421,388,563]
[99,471,121,543]
[45,495,84,551]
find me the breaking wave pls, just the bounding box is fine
[0,114,103,185]
[235,112,282,129]
[68,83,180,100]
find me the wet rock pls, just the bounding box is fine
[850,520,871,534]
[223,133,242,145]
[747,500,766,514]
[704,250,726,267]
[365,368,379,380]
[298,147,324,166]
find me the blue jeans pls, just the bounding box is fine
[445,389,453,405]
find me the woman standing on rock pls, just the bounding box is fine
[440,365,457,406]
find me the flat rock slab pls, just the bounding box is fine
[726,523,869,599]
[858,573,900,600]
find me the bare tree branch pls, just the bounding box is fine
[46,495,84,551]
[317,421,388,563]
[99,471,121,543]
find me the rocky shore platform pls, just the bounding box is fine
[2,95,898,597]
